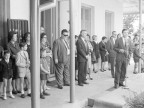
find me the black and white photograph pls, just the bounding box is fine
[0,0,144,108]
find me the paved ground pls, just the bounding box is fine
[0,59,140,108]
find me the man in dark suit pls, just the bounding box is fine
[107,31,117,78]
[53,29,70,89]
[76,30,89,86]
[114,29,131,88]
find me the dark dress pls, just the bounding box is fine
[0,46,4,82]
[133,48,141,63]
[0,59,13,80]
[7,42,20,79]
[91,41,100,63]
[99,41,107,62]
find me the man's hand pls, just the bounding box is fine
[119,49,125,53]
[86,55,89,59]
[55,59,58,64]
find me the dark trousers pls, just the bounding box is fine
[114,59,126,85]
[78,61,87,84]
[54,59,70,86]
[109,57,115,77]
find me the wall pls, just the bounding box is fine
[10,0,30,21]
[59,0,123,41]
[82,0,123,41]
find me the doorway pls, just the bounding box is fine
[41,8,56,75]
[105,11,114,38]
[81,6,92,35]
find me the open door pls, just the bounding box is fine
[41,7,56,75]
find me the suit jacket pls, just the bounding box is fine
[53,37,69,64]
[114,37,132,61]
[0,59,13,78]
[76,37,89,62]
[106,38,116,58]
[16,51,30,73]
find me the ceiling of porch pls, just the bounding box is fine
[119,0,144,14]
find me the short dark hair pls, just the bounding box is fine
[8,31,17,42]
[122,29,128,33]
[23,32,30,42]
[80,30,86,34]
[102,36,107,40]
[112,31,116,34]
[61,29,68,35]
[92,35,97,40]
[40,33,47,40]
[75,35,78,38]
[4,50,10,55]
[19,42,27,48]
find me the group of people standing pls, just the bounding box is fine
[0,27,139,101]
[75,29,133,89]
[0,31,31,100]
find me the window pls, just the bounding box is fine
[81,6,91,35]
[105,11,114,38]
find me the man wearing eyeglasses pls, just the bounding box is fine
[53,29,70,89]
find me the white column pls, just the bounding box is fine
[30,0,40,108]
[69,0,76,103]
[138,0,142,73]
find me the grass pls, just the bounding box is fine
[125,92,144,108]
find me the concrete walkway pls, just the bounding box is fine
[0,60,142,108]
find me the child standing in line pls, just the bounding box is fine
[16,42,31,98]
[40,49,50,99]
[0,46,4,97]
[133,44,143,74]
[0,50,15,100]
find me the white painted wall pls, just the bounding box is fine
[10,0,30,21]
[82,0,123,41]
[59,0,123,41]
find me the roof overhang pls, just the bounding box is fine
[118,0,144,14]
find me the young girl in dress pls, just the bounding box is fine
[1,50,15,100]
[133,44,144,74]
[16,42,31,98]
[40,49,51,99]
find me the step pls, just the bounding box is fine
[88,73,144,108]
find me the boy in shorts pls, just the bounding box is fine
[16,42,31,98]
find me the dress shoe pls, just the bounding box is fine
[58,85,63,89]
[64,83,70,86]
[21,94,25,98]
[27,93,31,97]
[114,84,119,89]
[40,94,45,99]
[83,81,89,84]
[17,91,21,93]
[89,77,93,80]
[100,69,104,72]
[78,83,83,86]
[12,90,17,94]
[119,83,125,86]
[43,91,50,96]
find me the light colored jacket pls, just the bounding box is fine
[16,50,30,73]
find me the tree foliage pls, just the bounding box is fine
[123,14,139,33]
